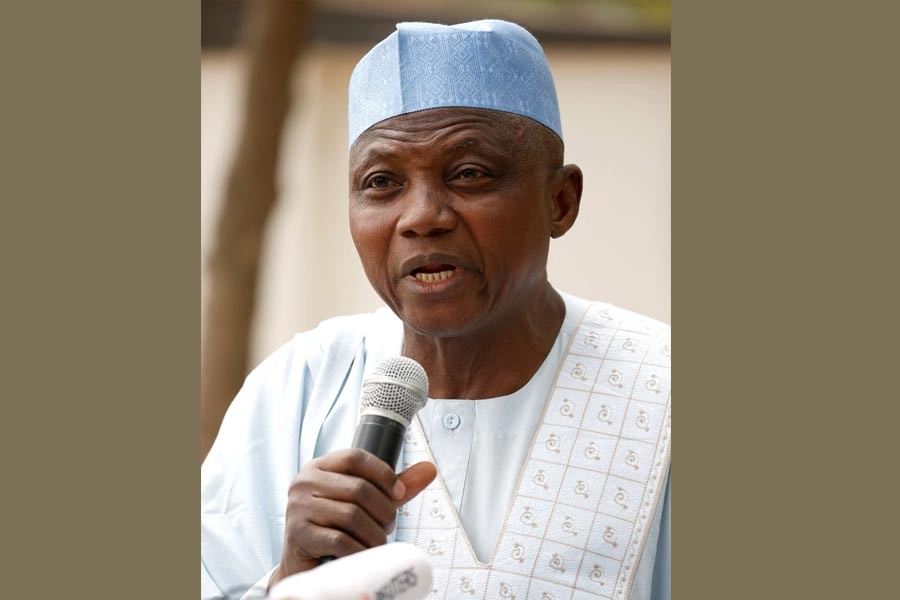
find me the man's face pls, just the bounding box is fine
[348,108,558,338]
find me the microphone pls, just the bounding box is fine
[319,356,429,566]
[269,542,434,600]
[352,356,429,469]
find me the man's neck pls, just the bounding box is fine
[402,285,565,400]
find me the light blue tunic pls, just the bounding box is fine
[201,292,670,600]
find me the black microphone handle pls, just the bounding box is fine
[320,414,408,565]
[351,414,408,469]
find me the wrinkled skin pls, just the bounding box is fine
[270,450,437,587]
[271,108,581,588]
[349,107,582,399]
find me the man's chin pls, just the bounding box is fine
[399,307,484,340]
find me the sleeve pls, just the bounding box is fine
[237,568,278,600]
[201,335,316,600]
[201,560,275,600]
[649,471,671,600]
[201,559,223,600]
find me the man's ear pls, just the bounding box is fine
[549,164,583,238]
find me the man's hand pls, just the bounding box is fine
[268,448,437,588]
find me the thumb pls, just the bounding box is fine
[395,461,437,505]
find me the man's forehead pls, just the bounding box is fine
[360,108,516,142]
[350,108,521,162]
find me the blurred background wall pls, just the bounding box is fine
[201,0,670,455]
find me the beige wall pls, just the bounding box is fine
[201,43,670,368]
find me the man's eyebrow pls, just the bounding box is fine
[355,148,401,166]
[450,140,478,152]
[350,148,402,178]
[352,137,504,172]
[447,138,506,156]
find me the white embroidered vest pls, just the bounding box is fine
[396,302,671,600]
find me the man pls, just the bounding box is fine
[202,20,670,600]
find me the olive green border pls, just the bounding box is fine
[2,2,198,598]
[4,2,897,599]
[674,2,898,598]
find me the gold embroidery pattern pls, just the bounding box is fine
[574,480,589,498]
[597,404,613,425]
[395,301,670,600]
[571,363,589,382]
[559,398,575,419]
[561,516,579,537]
[602,526,618,549]
[607,369,624,388]
[520,506,538,529]
[459,577,475,595]
[624,450,641,471]
[511,543,525,563]
[549,553,566,573]
[584,441,601,461]
[635,410,651,433]
[545,433,561,454]
[615,392,672,599]
[430,499,446,520]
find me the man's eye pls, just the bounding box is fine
[367,175,393,188]
[457,168,484,179]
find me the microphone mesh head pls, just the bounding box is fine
[361,357,429,423]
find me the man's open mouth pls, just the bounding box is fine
[410,264,457,283]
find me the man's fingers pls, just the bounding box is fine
[312,470,398,528]
[307,497,389,549]
[302,522,368,559]
[395,461,438,504]
[316,448,399,499]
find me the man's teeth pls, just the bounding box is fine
[414,270,454,283]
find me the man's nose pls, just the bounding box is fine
[397,183,457,238]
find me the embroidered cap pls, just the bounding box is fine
[348,19,563,147]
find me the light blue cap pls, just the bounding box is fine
[348,19,562,147]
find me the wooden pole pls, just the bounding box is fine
[201,0,308,461]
